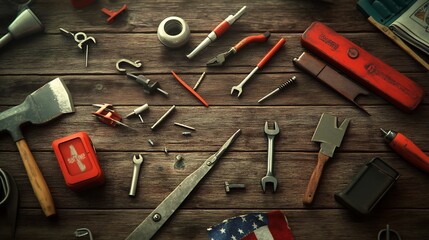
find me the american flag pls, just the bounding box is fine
[207,211,295,240]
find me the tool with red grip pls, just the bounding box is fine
[301,22,424,112]
[381,128,429,173]
[231,38,286,98]
[206,32,271,66]
[186,6,247,59]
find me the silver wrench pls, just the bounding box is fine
[129,154,144,197]
[261,121,280,192]
[230,38,286,98]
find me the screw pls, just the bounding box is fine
[148,139,155,146]
[182,131,192,136]
[224,181,246,193]
[164,147,168,154]
[151,105,176,130]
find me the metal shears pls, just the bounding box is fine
[125,129,241,240]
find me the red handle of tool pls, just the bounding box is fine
[212,20,231,38]
[234,32,271,52]
[390,133,429,173]
[257,38,286,68]
[171,71,209,107]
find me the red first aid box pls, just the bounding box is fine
[52,132,105,191]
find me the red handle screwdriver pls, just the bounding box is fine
[381,128,429,173]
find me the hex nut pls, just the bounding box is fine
[157,16,190,48]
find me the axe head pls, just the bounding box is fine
[311,113,350,157]
[0,78,75,141]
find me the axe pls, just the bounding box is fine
[303,113,350,205]
[0,78,75,216]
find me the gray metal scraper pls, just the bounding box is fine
[0,78,75,217]
[303,113,350,205]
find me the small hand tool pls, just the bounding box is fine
[186,6,247,59]
[116,59,142,72]
[74,228,93,240]
[293,51,370,115]
[206,32,271,66]
[303,113,350,205]
[101,4,127,23]
[60,28,96,67]
[378,224,402,240]
[381,128,429,173]
[258,76,297,103]
[151,105,176,130]
[92,104,134,130]
[301,21,424,112]
[125,129,241,240]
[129,154,144,197]
[224,181,246,193]
[231,38,286,98]
[126,73,168,97]
[0,78,75,217]
[0,8,44,50]
[126,104,149,123]
[261,121,280,193]
[171,71,209,107]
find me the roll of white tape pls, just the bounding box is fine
[157,16,190,48]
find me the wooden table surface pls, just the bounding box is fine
[0,0,428,239]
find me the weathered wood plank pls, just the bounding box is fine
[1,106,428,152]
[1,73,428,106]
[14,209,429,240]
[0,0,374,34]
[0,32,426,74]
[2,152,428,209]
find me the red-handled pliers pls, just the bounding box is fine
[206,32,271,66]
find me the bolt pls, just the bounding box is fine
[152,213,161,222]
[224,181,246,193]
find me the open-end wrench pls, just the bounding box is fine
[261,121,280,192]
[231,38,286,98]
[129,154,144,197]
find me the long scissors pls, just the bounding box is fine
[125,129,241,240]
[378,224,402,240]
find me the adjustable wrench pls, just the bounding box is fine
[261,121,280,192]
[129,154,144,197]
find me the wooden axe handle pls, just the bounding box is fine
[303,152,330,205]
[16,139,56,217]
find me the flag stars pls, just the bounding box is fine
[257,214,264,221]
[231,235,237,240]
[252,222,258,229]
[220,228,226,234]
[241,216,247,222]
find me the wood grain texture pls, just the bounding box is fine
[0,0,428,239]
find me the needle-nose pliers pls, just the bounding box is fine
[206,31,271,66]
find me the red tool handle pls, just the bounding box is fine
[213,20,231,38]
[257,38,286,68]
[234,32,271,52]
[390,132,429,173]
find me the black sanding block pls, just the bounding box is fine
[335,157,399,215]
